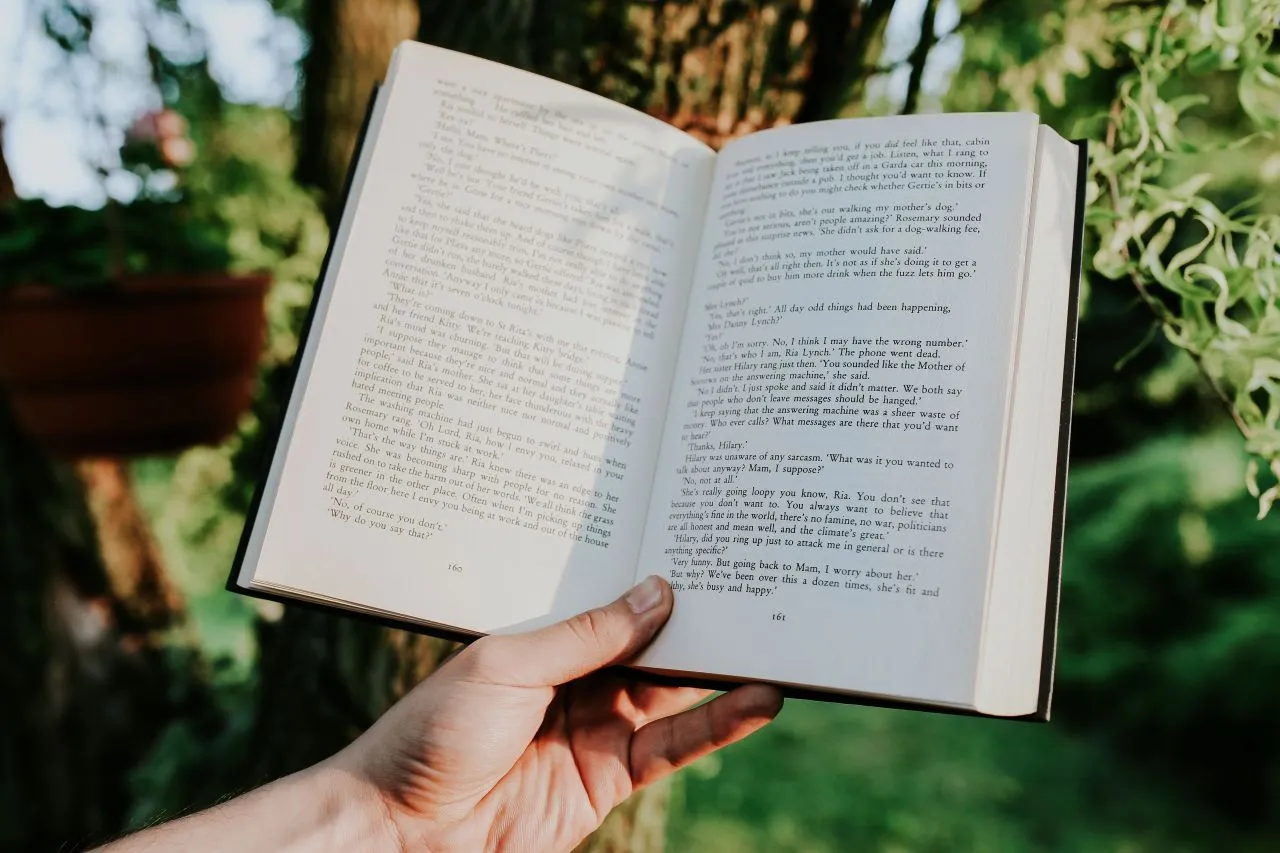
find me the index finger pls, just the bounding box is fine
[628,683,784,788]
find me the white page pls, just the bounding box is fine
[245,42,714,632]
[636,113,1038,705]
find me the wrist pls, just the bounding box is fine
[305,758,409,853]
[323,744,486,853]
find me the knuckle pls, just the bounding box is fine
[660,716,681,764]
[568,607,612,652]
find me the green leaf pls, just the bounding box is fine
[1240,61,1280,129]
[1093,246,1131,280]
[1166,221,1216,275]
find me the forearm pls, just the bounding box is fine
[95,759,401,853]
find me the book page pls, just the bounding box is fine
[636,113,1038,706]
[244,42,715,631]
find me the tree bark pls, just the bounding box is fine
[794,0,897,122]
[902,0,940,115]
[296,0,420,217]
[0,405,187,850]
[76,459,186,631]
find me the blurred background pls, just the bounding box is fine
[1,1,1279,851]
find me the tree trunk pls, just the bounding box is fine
[902,0,940,115]
[297,0,420,216]
[793,0,897,123]
[0,404,188,850]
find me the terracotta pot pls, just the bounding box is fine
[0,273,270,457]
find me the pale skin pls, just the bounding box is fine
[97,575,783,853]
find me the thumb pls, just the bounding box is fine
[466,575,673,687]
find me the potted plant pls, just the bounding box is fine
[0,111,270,457]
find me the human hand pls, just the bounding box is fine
[330,575,783,853]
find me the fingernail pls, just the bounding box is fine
[625,575,664,614]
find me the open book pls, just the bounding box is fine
[229,41,1085,720]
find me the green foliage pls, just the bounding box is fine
[208,108,331,514]
[1081,0,1280,516]
[669,694,1277,853]
[0,103,321,294]
[1058,430,1280,819]
[0,198,232,293]
[0,2,262,295]
[123,648,260,830]
[947,0,1280,829]
[951,0,1280,517]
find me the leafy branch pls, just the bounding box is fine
[1085,0,1280,517]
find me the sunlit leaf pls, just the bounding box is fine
[1239,61,1280,129]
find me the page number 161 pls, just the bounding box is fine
[772,612,786,622]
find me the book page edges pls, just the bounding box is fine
[1034,138,1087,720]
[973,130,1084,718]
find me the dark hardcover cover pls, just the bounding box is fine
[1029,137,1088,721]
[226,100,1088,721]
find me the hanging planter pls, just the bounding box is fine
[0,110,272,457]
[0,273,269,457]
